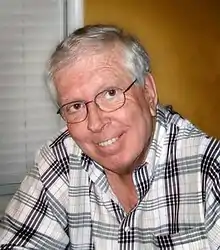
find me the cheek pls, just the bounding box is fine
[121,97,152,125]
[130,113,153,140]
[67,123,89,143]
[125,102,154,140]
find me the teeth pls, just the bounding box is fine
[98,137,118,147]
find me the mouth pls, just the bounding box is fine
[98,136,119,147]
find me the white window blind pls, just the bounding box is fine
[0,0,83,204]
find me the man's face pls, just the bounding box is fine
[54,48,157,174]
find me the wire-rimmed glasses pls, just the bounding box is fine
[57,79,137,124]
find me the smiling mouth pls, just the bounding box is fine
[98,137,119,147]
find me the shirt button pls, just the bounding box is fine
[124,226,130,232]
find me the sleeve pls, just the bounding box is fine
[0,144,70,250]
[202,137,220,249]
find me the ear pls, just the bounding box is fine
[143,73,158,116]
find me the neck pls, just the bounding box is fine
[106,170,138,213]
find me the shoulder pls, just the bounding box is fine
[200,136,220,186]
[158,104,207,144]
[158,104,220,160]
[35,126,82,179]
[47,126,81,156]
[156,105,220,205]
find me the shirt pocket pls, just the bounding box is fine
[152,225,210,250]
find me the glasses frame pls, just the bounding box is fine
[57,78,137,124]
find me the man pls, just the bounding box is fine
[0,24,219,249]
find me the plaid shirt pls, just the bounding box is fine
[0,104,220,250]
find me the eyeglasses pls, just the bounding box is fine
[57,79,137,124]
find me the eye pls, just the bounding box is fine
[104,88,119,100]
[65,102,84,113]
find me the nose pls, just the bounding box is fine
[87,103,109,132]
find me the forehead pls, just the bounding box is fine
[77,44,125,73]
[55,46,130,85]
[54,46,132,103]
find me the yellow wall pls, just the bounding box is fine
[85,0,220,138]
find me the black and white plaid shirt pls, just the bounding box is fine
[0,104,220,249]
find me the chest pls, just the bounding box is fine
[86,170,207,250]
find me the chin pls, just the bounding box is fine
[99,154,137,174]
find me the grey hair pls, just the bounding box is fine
[47,24,151,104]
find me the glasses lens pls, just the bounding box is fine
[96,88,125,112]
[60,102,87,123]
